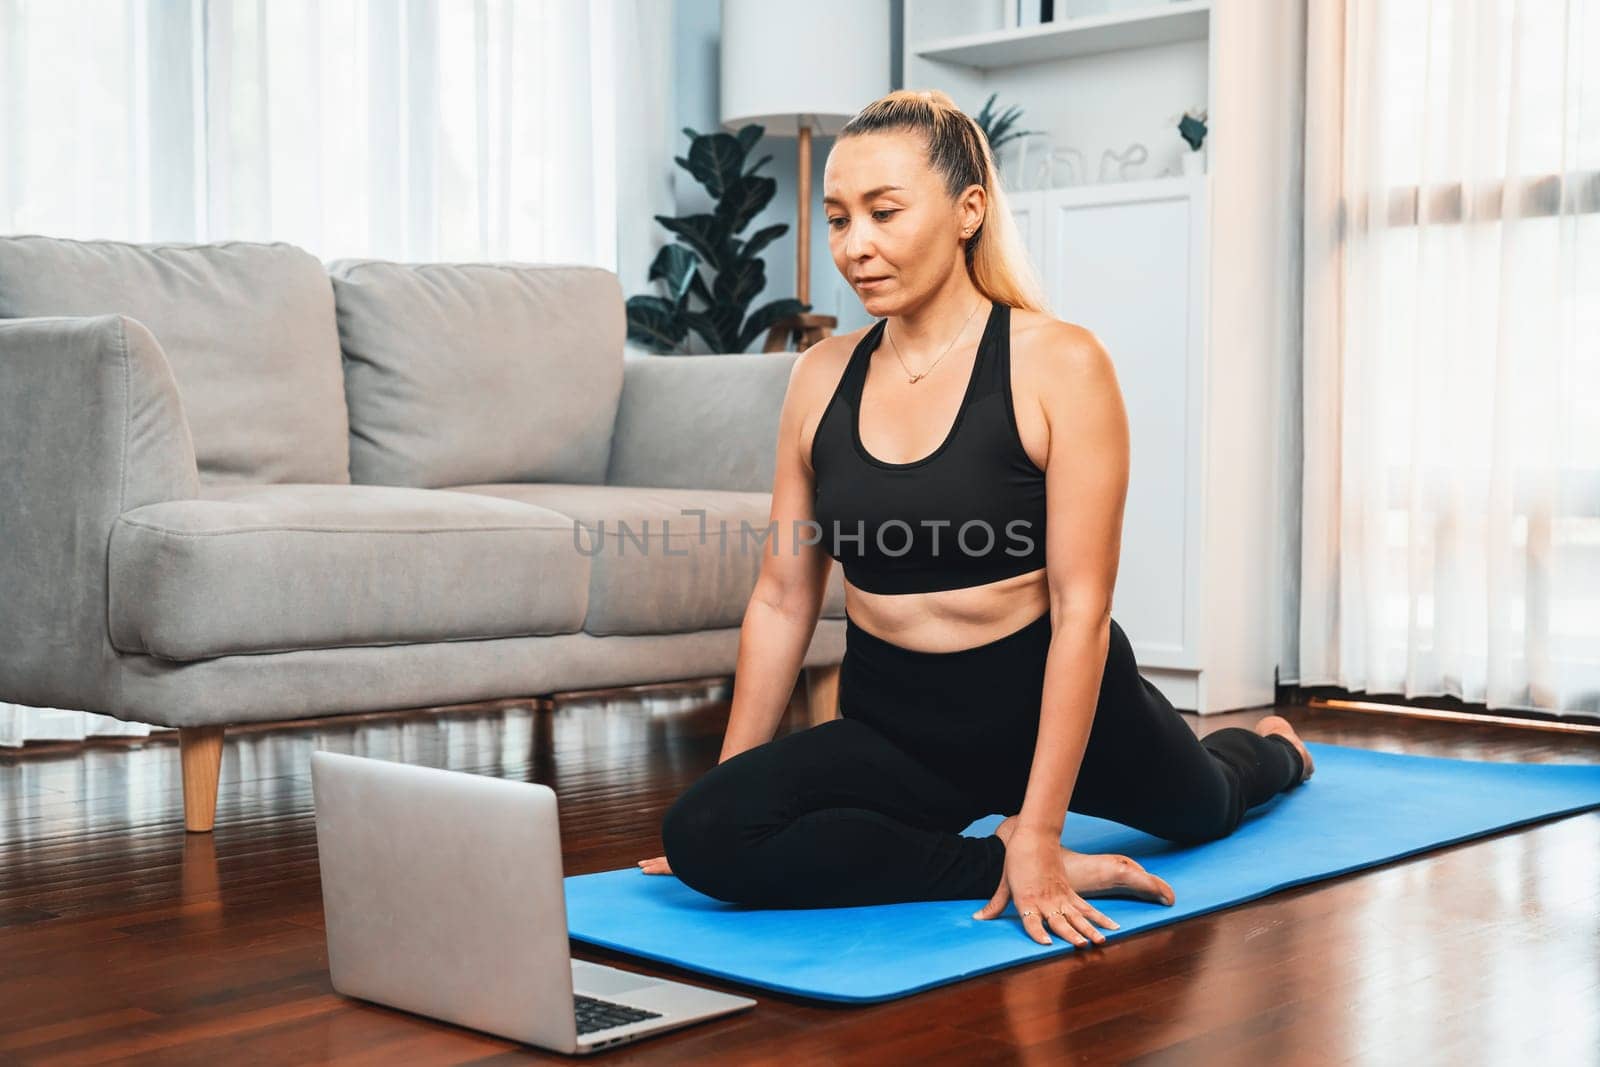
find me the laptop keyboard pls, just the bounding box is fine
[574,993,663,1035]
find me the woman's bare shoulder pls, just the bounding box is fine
[1008,309,1126,465]
[788,326,874,472]
[789,324,870,404]
[1009,308,1114,389]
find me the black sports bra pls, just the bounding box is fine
[810,299,1048,594]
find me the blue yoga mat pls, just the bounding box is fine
[565,742,1600,1003]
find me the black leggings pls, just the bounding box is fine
[661,609,1304,908]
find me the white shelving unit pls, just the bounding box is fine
[912,0,1210,68]
[905,1,1302,714]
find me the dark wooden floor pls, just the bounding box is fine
[2,684,1597,1066]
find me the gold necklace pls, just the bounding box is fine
[885,298,984,384]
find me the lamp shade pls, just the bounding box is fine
[719,0,891,136]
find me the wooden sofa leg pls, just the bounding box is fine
[178,725,225,833]
[804,664,841,727]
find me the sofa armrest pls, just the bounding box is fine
[605,351,799,492]
[0,315,198,709]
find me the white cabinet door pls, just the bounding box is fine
[1008,189,1046,278]
[1038,180,1205,668]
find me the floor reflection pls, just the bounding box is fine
[0,692,1594,1064]
[0,682,747,923]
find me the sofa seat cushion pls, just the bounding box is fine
[108,485,589,661]
[448,483,847,636]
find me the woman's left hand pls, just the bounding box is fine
[972,826,1120,946]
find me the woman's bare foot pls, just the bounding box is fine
[992,815,1175,905]
[1252,714,1314,784]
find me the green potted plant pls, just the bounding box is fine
[1177,107,1208,176]
[973,92,1037,155]
[627,124,809,354]
[974,92,1041,190]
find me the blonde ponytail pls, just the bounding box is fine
[838,89,1049,313]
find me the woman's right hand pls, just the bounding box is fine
[637,856,672,875]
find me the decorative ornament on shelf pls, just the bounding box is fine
[625,123,809,355]
[1032,146,1087,190]
[1098,143,1149,183]
[1178,106,1208,177]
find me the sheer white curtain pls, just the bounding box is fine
[1,0,661,258]
[0,0,674,745]
[1300,0,1600,717]
[202,0,621,263]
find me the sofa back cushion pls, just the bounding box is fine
[327,260,625,488]
[0,235,350,486]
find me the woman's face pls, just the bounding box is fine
[823,130,984,315]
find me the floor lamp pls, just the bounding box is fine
[719,1,891,353]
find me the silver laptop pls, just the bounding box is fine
[309,750,756,1055]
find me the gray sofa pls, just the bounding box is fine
[0,235,847,831]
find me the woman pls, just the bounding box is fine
[636,90,1312,948]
